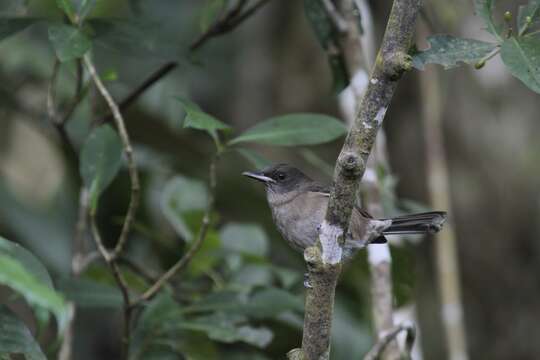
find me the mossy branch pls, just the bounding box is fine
[290,0,422,359]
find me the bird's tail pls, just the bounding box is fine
[382,211,447,235]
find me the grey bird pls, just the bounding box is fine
[243,164,446,258]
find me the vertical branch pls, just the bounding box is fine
[419,33,468,360]
[290,0,422,359]
[335,1,401,358]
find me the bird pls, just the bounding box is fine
[243,163,446,259]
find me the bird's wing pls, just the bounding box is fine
[304,182,376,219]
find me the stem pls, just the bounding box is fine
[132,153,219,307]
[291,0,422,358]
[100,0,272,124]
[90,216,132,359]
[363,323,416,360]
[83,54,141,260]
[419,28,469,360]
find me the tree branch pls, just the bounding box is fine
[335,1,402,358]
[100,0,271,124]
[291,0,422,358]
[131,153,219,307]
[363,323,416,360]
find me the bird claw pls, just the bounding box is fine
[303,272,312,289]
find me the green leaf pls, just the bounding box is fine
[518,0,540,35]
[161,176,208,241]
[235,148,272,169]
[173,312,273,348]
[304,0,350,92]
[474,0,503,39]
[412,35,498,70]
[220,223,269,258]
[0,241,68,333]
[500,36,540,93]
[229,114,347,146]
[230,264,273,289]
[57,277,123,308]
[75,0,97,21]
[0,305,46,360]
[56,0,76,22]
[80,124,123,212]
[200,0,224,33]
[245,288,304,319]
[48,23,92,62]
[0,237,53,289]
[0,18,41,42]
[177,98,230,132]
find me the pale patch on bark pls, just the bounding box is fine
[374,106,387,126]
[319,220,344,264]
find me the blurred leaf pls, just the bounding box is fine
[79,124,123,212]
[328,53,349,93]
[300,148,334,176]
[200,0,224,33]
[0,238,68,333]
[55,0,76,22]
[75,0,97,21]
[230,264,273,289]
[177,98,230,131]
[0,18,41,41]
[474,0,503,38]
[161,175,208,241]
[412,35,497,70]
[245,287,303,318]
[57,277,123,308]
[88,19,181,59]
[272,266,301,289]
[188,230,221,276]
[304,0,350,92]
[48,23,92,62]
[518,0,540,35]
[331,298,372,359]
[304,0,333,48]
[220,223,269,258]
[500,35,540,93]
[229,114,346,146]
[131,294,184,359]
[0,236,53,288]
[176,313,273,348]
[236,148,271,169]
[0,305,46,360]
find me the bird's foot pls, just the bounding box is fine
[303,272,312,289]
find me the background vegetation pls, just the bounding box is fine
[1,0,539,359]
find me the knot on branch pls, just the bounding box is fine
[337,151,363,179]
[304,246,323,272]
[286,348,305,360]
[381,51,412,80]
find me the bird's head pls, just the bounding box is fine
[242,163,312,194]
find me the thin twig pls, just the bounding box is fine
[100,0,271,124]
[84,54,141,260]
[90,215,132,359]
[321,0,349,34]
[132,154,219,307]
[363,323,416,360]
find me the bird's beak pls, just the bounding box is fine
[242,171,276,184]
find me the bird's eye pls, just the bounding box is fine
[277,172,286,181]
